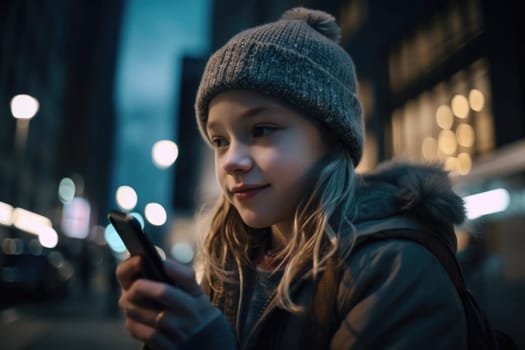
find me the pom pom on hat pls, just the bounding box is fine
[281,7,341,43]
[195,7,364,165]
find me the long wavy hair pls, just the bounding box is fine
[200,148,358,312]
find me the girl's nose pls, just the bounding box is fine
[222,143,253,174]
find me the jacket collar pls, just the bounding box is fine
[353,161,466,252]
[354,161,465,226]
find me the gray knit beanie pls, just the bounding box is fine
[195,7,364,165]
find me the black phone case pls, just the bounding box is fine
[108,210,169,282]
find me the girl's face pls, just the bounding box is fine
[207,90,329,234]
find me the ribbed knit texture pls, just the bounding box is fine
[195,7,364,165]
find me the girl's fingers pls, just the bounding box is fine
[129,279,196,313]
[124,279,190,321]
[120,295,159,328]
[125,317,156,342]
[118,260,216,348]
[117,256,202,297]
[128,279,220,339]
[120,277,221,348]
[120,282,183,348]
[116,255,143,290]
[125,318,175,350]
[121,283,187,348]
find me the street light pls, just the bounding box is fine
[10,94,39,207]
[10,94,39,155]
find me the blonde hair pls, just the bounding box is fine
[201,150,357,312]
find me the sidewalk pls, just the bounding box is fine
[0,286,142,350]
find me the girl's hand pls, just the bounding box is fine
[116,256,232,349]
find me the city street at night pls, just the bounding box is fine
[1,0,525,349]
[0,269,142,350]
[1,284,141,350]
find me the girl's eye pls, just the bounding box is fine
[211,137,228,148]
[252,125,277,138]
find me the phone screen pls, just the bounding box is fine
[108,210,169,282]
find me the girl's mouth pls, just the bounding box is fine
[231,184,270,200]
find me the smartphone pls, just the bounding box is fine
[108,210,169,282]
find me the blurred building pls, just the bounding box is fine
[0,1,123,299]
[0,1,122,230]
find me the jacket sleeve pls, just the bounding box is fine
[330,239,468,349]
[180,314,238,350]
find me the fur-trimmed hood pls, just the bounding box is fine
[354,161,466,228]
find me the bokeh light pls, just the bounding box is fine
[456,123,475,148]
[0,201,14,226]
[28,239,43,255]
[438,129,457,155]
[104,224,127,253]
[457,152,472,175]
[129,212,145,228]
[152,140,179,169]
[435,105,454,129]
[464,188,510,220]
[144,203,167,226]
[171,242,194,264]
[39,227,59,248]
[468,89,485,112]
[445,156,460,174]
[451,95,469,119]
[116,185,138,211]
[58,177,76,203]
[10,94,39,119]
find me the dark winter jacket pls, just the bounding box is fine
[196,162,469,349]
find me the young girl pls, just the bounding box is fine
[117,7,468,349]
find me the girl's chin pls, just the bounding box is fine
[239,215,272,230]
[242,220,269,229]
